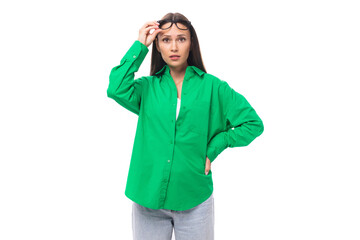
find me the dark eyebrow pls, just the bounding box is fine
[162,34,187,37]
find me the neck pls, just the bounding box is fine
[169,63,188,81]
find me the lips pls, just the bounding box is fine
[170,55,180,60]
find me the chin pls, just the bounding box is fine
[168,61,187,68]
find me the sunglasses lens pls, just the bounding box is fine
[158,20,172,30]
[175,21,189,30]
[160,25,171,30]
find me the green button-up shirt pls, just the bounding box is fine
[107,40,264,211]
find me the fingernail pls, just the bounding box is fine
[205,171,208,175]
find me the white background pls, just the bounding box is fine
[1,0,359,239]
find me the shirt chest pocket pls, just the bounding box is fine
[189,100,209,135]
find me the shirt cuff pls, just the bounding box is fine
[121,40,149,68]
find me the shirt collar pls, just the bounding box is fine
[155,64,205,78]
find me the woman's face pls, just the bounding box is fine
[156,22,191,70]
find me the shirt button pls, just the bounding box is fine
[133,55,136,58]
[168,160,170,163]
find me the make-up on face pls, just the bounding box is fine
[155,22,191,70]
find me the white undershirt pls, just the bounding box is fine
[176,98,181,121]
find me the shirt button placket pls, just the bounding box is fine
[161,96,177,207]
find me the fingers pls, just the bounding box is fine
[145,28,162,44]
[150,28,163,36]
[138,20,161,47]
[139,21,160,35]
[142,21,162,35]
[205,157,211,175]
[142,20,160,29]
[145,25,160,33]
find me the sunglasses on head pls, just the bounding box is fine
[156,19,192,30]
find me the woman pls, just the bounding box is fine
[107,12,264,240]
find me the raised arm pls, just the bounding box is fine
[107,40,149,115]
[107,20,162,115]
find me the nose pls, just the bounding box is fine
[170,40,178,51]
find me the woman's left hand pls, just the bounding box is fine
[205,156,211,175]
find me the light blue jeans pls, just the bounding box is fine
[132,193,214,240]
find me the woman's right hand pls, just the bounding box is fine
[138,20,163,48]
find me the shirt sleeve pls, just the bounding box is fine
[206,80,264,163]
[107,40,149,115]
